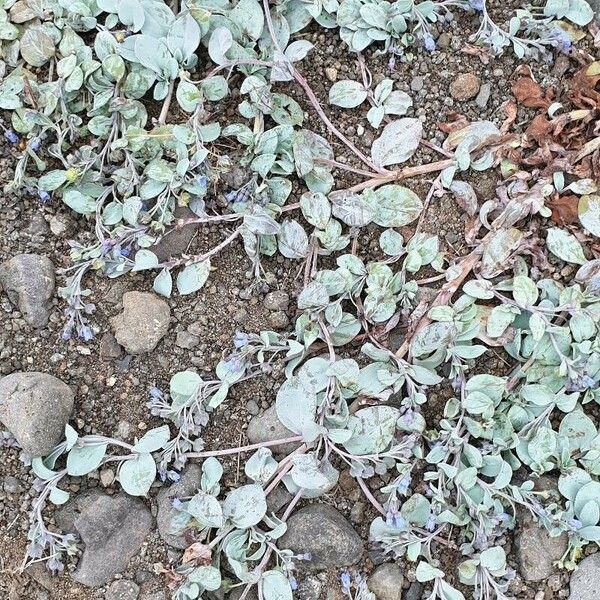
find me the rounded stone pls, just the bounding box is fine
[367,564,404,600]
[516,516,567,581]
[569,554,600,599]
[110,291,171,354]
[279,504,364,571]
[0,254,55,327]
[264,291,290,312]
[450,73,481,101]
[106,579,140,600]
[0,372,74,456]
[246,405,299,454]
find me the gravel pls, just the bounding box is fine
[0,371,74,456]
[0,254,55,328]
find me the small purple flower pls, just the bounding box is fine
[167,470,181,482]
[567,518,583,531]
[296,553,312,561]
[4,129,18,144]
[423,33,436,52]
[196,175,208,187]
[61,327,72,341]
[425,514,437,532]
[77,324,94,341]
[340,571,352,594]
[37,190,50,203]
[402,411,415,425]
[288,576,298,591]
[550,28,572,54]
[224,191,236,203]
[469,0,484,11]
[30,137,41,152]
[120,247,131,257]
[386,508,408,530]
[149,386,163,399]
[397,475,411,494]
[171,497,184,510]
[233,331,250,349]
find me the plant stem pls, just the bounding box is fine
[184,435,303,458]
[158,80,176,125]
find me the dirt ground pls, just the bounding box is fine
[0,5,597,600]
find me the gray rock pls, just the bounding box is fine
[2,475,22,494]
[404,583,423,600]
[140,593,166,600]
[266,485,293,514]
[99,333,123,360]
[475,83,491,109]
[263,291,289,312]
[157,464,202,549]
[0,254,55,327]
[368,564,404,600]
[175,331,200,349]
[49,214,74,237]
[516,516,567,581]
[28,214,49,236]
[297,575,322,600]
[268,311,289,330]
[228,587,258,600]
[106,579,140,600]
[0,372,74,456]
[110,291,170,354]
[72,493,153,587]
[279,504,363,571]
[246,405,299,454]
[569,554,600,599]
[410,76,424,92]
[151,206,198,262]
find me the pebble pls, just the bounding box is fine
[449,73,480,101]
[410,76,424,92]
[279,504,364,571]
[110,291,171,354]
[475,83,491,108]
[516,515,567,581]
[263,291,289,311]
[49,214,73,237]
[268,310,289,330]
[151,206,198,262]
[0,371,74,456]
[325,67,338,82]
[99,333,123,360]
[175,331,200,349]
[367,564,404,600]
[246,399,260,415]
[72,492,152,587]
[0,254,55,328]
[568,553,600,599]
[2,475,22,494]
[105,579,140,600]
[100,468,115,487]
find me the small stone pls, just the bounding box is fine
[247,405,299,454]
[404,582,423,600]
[450,73,480,101]
[297,575,322,600]
[175,331,200,349]
[437,33,450,48]
[246,399,260,415]
[2,475,22,494]
[410,76,424,92]
[106,579,140,600]
[28,213,49,236]
[475,83,491,108]
[266,486,292,514]
[151,206,198,262]
[279,504,364,571]
[516,516,568,581]
[0,372,74,456]
[0,254,55,328]
[139,593,166,600]
[367,564,404,600]
[325,67,338,82]
[110,291,170,354]
[49,214,73,237]
[264,291,289,311]
[99,333,123,360]
[157,464,201,549]
[100,468,115,487]
[268,310,289,330]
[569,554,600,599]
[72,492,152,587]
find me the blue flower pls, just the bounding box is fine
[167,470,181,482]
[469,0,484,11]
[195,175,208,187]
[149,386,163,399]
[224,191,236,203]
[386,508,407,530]
[567,518,583,531]
[77,324,94,341]
[120,247,131,257]
[233,331,250,349]
[37,190,50,203]
[550,28,572,54]
[171,498,183,510]
[30,137,41,152]
[288,576,298,591]
[425,514,437,531]
[4,129,18,144]
[340,571,352,593]
[423,33,436,52]
[397,474,411,494]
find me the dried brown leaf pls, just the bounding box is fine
[182,542,212,566]
[548,194,579,225]
[511,77,552,109]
